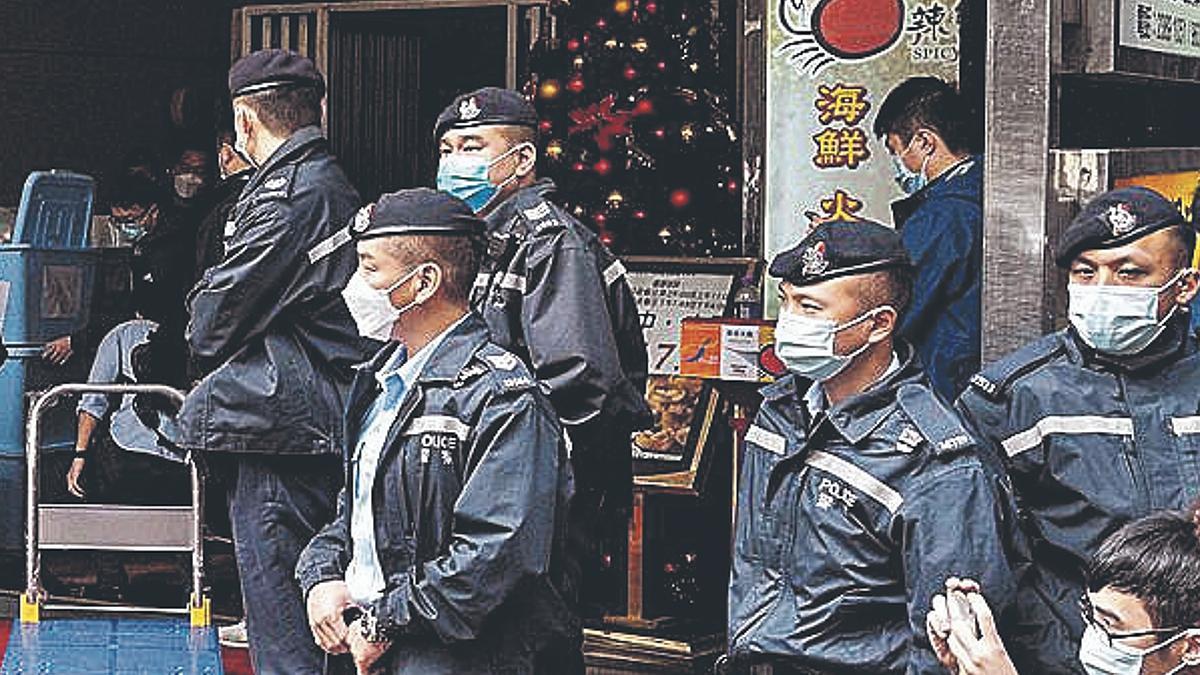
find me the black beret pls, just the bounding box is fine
[769,219,912,287]
[434,87,538,140]
[351,188,483,240]
[229,49,325,98]
[1054,186,1187,267]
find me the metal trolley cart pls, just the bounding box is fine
[1,383,223,673]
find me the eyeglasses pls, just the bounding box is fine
[1078,593,1185,648]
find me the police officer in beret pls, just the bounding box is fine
[957,186,1200,674]
[726,220,1021,674]
[434,87,652,618]
[178,49,370,674]
[296,189,577,674]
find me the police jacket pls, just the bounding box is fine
[956,318,1200,673]
[178,126,372,455]
[893,156,982,402]
[728,342,1020,674]
[476,179,652,496]
[296,313,577,673]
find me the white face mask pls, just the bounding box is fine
[174,173,205,200]
[1079,623,1200,675]
[1068,270,1190,356]
[341,263,434,342]
[774,305,892,381]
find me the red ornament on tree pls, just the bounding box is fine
[669,188,692,209]
[633,209,647,220]
[566,76,586,93]
[593,212,608,227]
[634,99,655,115]
[645,0,658,14]
[539,119,554,133]
[656,61,667,72]
[623,64,638,80]
[599,229,615,247]
[594,158,614,176]
[567,38,581,52]
[572,162,587,172]
[654,127,666,139]
[596,17,608,29]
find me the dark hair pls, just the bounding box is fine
[385,234,482,306]
[1168,224,1197,271]
[873,77,973,155]
[1086,503,1200,629]
[110,173,163,209]
[239,84,322,137]
[857,266,913,323]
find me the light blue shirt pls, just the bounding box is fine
[345,315,466,604]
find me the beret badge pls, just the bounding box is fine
[1106,203,1138,237]
[801,240,829,277]
[458,97,482,121]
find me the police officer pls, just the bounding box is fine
[727,220,1020,674]
[434,88,652,614]
[178,49,370,674]
[957,186,1200,674]
[297,189,577,674]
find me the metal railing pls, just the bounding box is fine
[23,383,208,624]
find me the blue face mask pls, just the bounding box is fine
[436,143,531,213]
[891,136,930,196]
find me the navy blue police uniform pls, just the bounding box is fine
[177,50,373,675]
[296,190,578,674]
[728,221,1022,675]
[435,88,653,616]
[957,186,1200,674]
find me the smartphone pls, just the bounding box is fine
[947,590,981,639]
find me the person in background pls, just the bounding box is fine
[195,128,253,278]
[873,76,982,400]
[169,147,212,210]
[957,186,1200,673]
[435,88,652,633]
[177,49,369,674]
[928,505,1200,675]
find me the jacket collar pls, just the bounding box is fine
[891,154,980,228]
[1066,313,1196,375]
[484,178,556,235]
[765,341,924,444]
[246,125,325,192]
[354,312,490,384]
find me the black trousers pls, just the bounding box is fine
[227,454,342,675]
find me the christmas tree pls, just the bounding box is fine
[526,0,741,257]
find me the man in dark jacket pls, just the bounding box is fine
[297,189,577,674]
[435,88,652,618]
[957,186,1200,674]
[727,220,1021,674]
[874,77,981,400]
[177,49,370,675]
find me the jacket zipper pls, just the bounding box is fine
[1116,375,1147,513]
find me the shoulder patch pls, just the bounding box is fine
[970,334,1065,401]
[253,165,298,201]
[896,383,975,457]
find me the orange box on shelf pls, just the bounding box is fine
[679,318,783,382]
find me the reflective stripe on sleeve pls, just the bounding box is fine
[745,424,785,456]
[805,450,903,514]
[402,415,471,440]
[603,260,627,286]
[1000,416,1134,458]
[1170,416,1200,435]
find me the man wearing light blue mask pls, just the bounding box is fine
[926,505,1200,675]
[433,88,653,635]
[726,219,1023,674]
[874,77,982,402]
[958,186,1200,674]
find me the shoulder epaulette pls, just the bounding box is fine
[461,344,536,393]
[896,384,975,457]
[968,333,1065,402]
[512,191,566,235]
[252,164,299,202]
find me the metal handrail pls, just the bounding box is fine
[23,383,203,614]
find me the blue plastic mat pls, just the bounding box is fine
[1,617,222,674]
